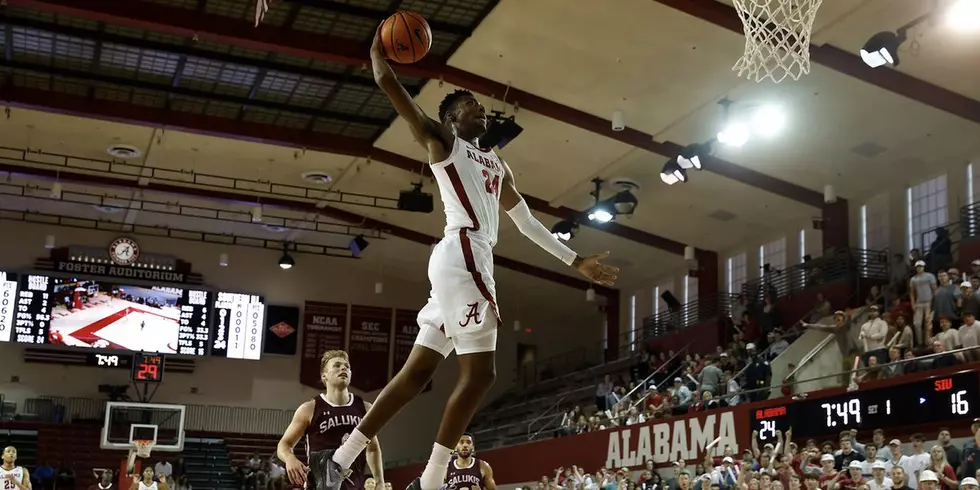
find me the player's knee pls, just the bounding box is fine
[461,359,495,387]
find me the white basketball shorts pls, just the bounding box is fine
[415,229,499,357]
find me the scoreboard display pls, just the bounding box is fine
[211,292,266,360]
[0,269,264,360]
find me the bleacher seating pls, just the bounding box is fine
[182,437,238,490]
[36,423,122,489]
[0,428,38,469]
[220,433,279,466]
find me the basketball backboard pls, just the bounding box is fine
[100,402,186,453]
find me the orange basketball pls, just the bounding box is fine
[380,11,432,64]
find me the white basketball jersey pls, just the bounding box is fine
[432,137,504,245]
[139,481,158,490]
[0,467,24,489]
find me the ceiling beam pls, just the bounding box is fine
[650,0,980,126]
[0,77,690,258]
[6,0,826,210]
[0,152,612,299]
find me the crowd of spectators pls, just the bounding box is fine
[522,424,980,490]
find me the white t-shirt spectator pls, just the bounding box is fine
[901,453,930,489]
[248,457,262,470]
[861,318,889,352]
[268,464,285,480]
[868,477,893,490]
[934,328,960,351]
[960,321,980,349]
[154,461,172,479]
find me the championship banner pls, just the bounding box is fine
[300,302,348,389]
[263,305,300,356]
[393,309,431,393]
[348,305,392,392]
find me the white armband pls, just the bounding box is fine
[505,199,578,266]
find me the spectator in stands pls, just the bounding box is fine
[172,476,191,490]
[760,294,780,339]
[890,297,913,332]
[699,357,724,395]
[866,286,886,312]
[743,344,771,403]
[854,356,883,383]
[596,375,616,411]
[55,462,74,490]
[926,446,958,490]
[813,292,833,322]
[88,470,114,490]
[265,458,284,490]
[935,271,961,325]
[837,435,866,470]
[960,312,980,362]
[905,435,931,489]
[962,284,980,321]
[838,461,867,490]
[33,461,54,490]
[867,461,892,490]
[890,467,912,490]
[960,478,978,490]
[859,306,889,366]
[670,377,693,409]
[936,430,961,472]
[881,347,904,379]
[930,340,959,369]
[768,333,790,360]
[961,422,980,479]
[154,459,173,485]
[919,470,941,490]
[724,371,741,406]
[888,315,914,351]
[910,260,938,345]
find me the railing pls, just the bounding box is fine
[640,248,889,336]
[917,221,961,271]
[13,397,292,436]
[963,202,980,239]
[526,396,566,442]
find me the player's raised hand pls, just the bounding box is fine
[370,23,385,60]
[284,456,309,486]
[573,251,618,287]
[253,0,270,27]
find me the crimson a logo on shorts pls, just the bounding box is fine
[269,321,296,338]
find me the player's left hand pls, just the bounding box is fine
[254,0,270,27]
[573,251,618,287]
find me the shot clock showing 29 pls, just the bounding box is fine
[751,371,980,439]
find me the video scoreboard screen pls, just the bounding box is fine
[0,269,263,360]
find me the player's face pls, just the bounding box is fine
[142,468,154,480]
[1,447,15,464]
[322,356,351,387]
[456,435,474,457]
[451,95,487,136]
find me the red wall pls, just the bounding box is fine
[384,363,980,487]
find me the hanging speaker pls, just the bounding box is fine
[660,290,681,310]
[684,245,695,261]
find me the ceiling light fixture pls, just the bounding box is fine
[716,99,750,147]
[860,13,930,68]
[660,160,688,185]
[585,178,640,223]
[750,106,787,137]
[947,0,980,31]
[481,111,524,149]
[278,243,295,270]
[551,219,579,241]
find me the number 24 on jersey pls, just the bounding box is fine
[482,170,500,198]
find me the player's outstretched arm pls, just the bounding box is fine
[363,401,385,486]
[370,27,452,155]
[500,162,618,287]
[481,460,497,490]
[277,401,314,485]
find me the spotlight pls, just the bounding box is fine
[750,106,786,137]
[860,31,904,67]
[717,122,750,147]
[677,142,712,170]
[612,190,637,215]
[947,0,980,31]
[587,203,615,223]
[349,235,370,257]
[481,112,523,149]
[660,160,688,185]
[278,244,294,270]
[551,219,578,241]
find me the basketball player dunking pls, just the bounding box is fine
[313,27,619,490]
[445,435,495,490]
[277,350,384,490]
[1,447,30,490]
[130,467,167,490]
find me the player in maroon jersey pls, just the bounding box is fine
[276,350,384,490]
[445,434,495,490]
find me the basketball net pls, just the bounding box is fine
[731,0,824,83]
[132,440,154,460]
